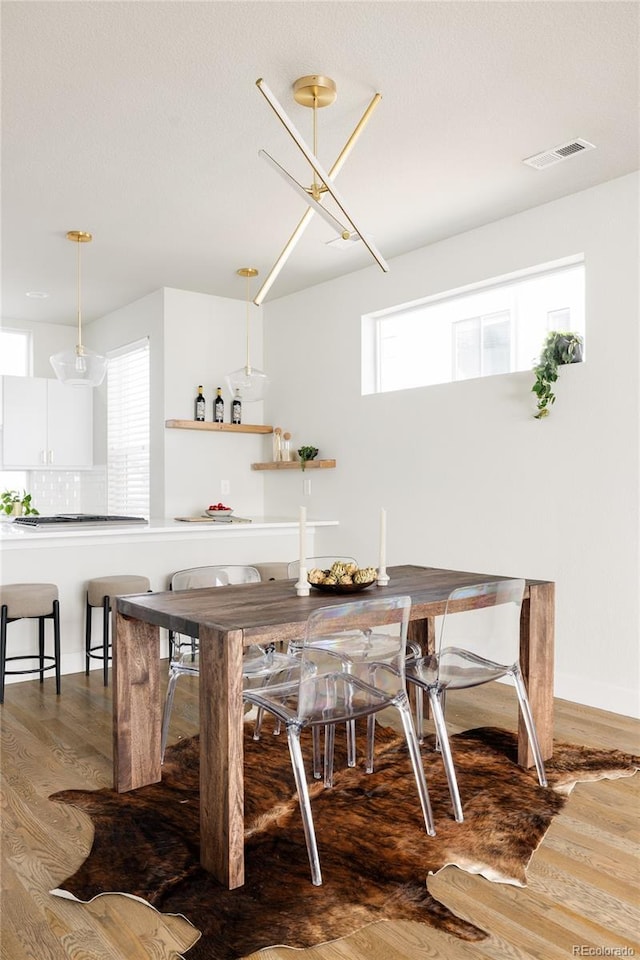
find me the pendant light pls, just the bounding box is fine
[50,230,108,387]
[225,267,269,402]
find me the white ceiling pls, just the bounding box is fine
[2,1,638,326]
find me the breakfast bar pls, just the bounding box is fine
[113,564,555,890]
[0,516,339,682]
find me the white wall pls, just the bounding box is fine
[161,287,270,520]
[261,172,640,719]
[90,286,271,520]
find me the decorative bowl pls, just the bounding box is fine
[309,579,376,595]
[205,508,233,517]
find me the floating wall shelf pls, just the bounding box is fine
[251,459,336,471]
[165,419,273,435]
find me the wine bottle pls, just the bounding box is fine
[194,385,206,421]
[214,387,224,423]
[231,389,242,425]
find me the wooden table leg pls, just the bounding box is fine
[519,581,555,767]
[408,616,436,657]
[112,610,161,792]
[199,626,245,889]
[408,617,436,720]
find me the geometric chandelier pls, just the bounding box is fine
[50,230,108,387]
[254,75,389,305]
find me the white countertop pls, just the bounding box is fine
[0,516,338,548]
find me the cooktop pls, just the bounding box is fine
[13,514,148,527]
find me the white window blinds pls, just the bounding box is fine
[107,338,150,517]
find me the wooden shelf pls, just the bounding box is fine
[251,459,336,471]
[165,419,273,435]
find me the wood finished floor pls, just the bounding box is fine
[1,668,639,960]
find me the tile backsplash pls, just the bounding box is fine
[30,467,107,515]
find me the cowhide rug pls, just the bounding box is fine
[49,722,639,960]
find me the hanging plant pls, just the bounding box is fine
[531,331,583,419]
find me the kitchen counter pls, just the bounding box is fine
[0,516,340,686]
[0,516,337,548]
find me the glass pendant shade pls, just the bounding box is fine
[50,230,107,387]
[226,266,269,402]
[226,365,269,402]
[50,345,108,387]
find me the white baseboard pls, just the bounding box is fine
[554,670,640,720]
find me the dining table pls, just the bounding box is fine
[113,563,554,890]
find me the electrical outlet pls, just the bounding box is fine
[304,477,312,496]
[221,479,230,495]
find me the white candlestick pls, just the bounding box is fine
[377,506,390,586]
[299,505,306,567]
[296,506,310,596]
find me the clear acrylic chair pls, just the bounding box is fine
[254,557,360,755]
[160,564,299,761]
[405,578,548,823]
[243,594,436,886]
[285,556,421,776]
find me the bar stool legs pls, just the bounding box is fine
[0,585,61,704]
[0,604,7,704]
[85,576,151,686]
[85,594,112,686]
[38,599,61,693]
[102,595,110,686]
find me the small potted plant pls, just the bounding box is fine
[1,489,39,517]
[297,445,319,471]
[531,331,584,419]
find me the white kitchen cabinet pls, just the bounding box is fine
[0,375,93,468]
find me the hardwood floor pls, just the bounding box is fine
[1,669,638,960]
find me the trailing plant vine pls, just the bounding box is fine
[532,331,583,419]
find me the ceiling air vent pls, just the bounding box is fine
[523,139,596,170]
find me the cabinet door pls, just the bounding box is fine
[46,380,93,467]
[0,375,93,468]
[1,375,48,467]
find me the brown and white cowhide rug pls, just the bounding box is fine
[49,722,638,960]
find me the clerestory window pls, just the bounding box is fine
[362,257,585,395]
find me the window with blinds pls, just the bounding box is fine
[107,338,150,517]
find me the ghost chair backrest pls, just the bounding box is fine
[287,557,357,579]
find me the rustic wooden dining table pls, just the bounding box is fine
[113,563,554,890]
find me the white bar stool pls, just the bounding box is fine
[0,583,61,704]
[85,575,151,685]
[250,562,290,582]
